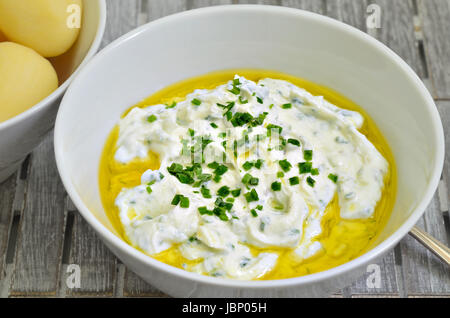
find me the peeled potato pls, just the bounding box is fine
[0,0,82,57]
[0,29,6,42]
[0,42,58,122]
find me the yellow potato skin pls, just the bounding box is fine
[0,0,82,57]
[0,42,58,122]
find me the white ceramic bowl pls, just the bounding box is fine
[0,0,106,182]
[54,5,444,297]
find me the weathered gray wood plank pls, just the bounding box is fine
[102,0,142,48]
[349,250,399,296]
[123,269,167,297]
[325,0,368,31]
[10,133,67,296]
[190,0,233,8]
[368,0,426,79]
[400,193,450,295]
[146,0,188,21]
[238,0,281,5]
[281,0,325,14]
[65,211,117,296]
[438,101,450,221]
[419,0,450,99]
[0,173,17,285]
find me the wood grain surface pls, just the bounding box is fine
[0,0,448,298]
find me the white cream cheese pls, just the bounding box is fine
[113,75,388,280]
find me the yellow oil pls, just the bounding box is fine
[99,69,397,280]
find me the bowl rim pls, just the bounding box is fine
[55,4,445,289]
[0,0,107,130]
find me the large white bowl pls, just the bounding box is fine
[0,0,106,182]
[54,5,444,297]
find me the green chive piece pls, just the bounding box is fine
[243,161,254,171]
[165,101,177,109]
[311,168,319,176]
[147,115,157,123]
[254,159,263,169]
[299,162,312,174]
[171,194,182,205]
[231,189,241,197]
[256,96,263,104]
[188,128,195,137]
[304,150,313,161]
[217,186,230,197]
[289,176,300,186]
[306,176,316,187]
[328,173,338,183]
[244,189,259,202]
[281,103,292,109]
[146,186,152,194]
[210,123,218,129]
[277,171,285,178]
[201,186,212,199]
[180,196,190,208]
[191,98,202,106]
[279,159,292,172]
[250,209,258,217]
[242,173,252,184]
[256,205,263,211]
[215,165,228,176]
[287,138,300,147]
[239,96,248,104]
[228,86,240,95]
[271,181,282,191]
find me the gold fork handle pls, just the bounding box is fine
[409,226,450,266]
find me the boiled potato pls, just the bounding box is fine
[0,0,82,57]
[0,42,58,122]
[0,29,6,42]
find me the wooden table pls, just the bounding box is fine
[0,0,449,298]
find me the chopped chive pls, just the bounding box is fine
[328,173,338,183]
[215,165,228,176]
[277,171,285,178]
[171,194,182,205]
[279,159,292,172]
[233,78,241,86]
[180,196,190,208]
[231,189,241,197]
[239,96,248,104]
[304,150,313,161]
[311,168,319,176]
[250,209,258,217]
[254,159,263,169]
[256,96,263,104]
[218,132,227,138]
[201,186,212,199]
[210,123,218,129]
[289,176,300,186]
[256,205,263,211]
[242,161,254,171]
[213,175,222,183]
[188,128,195,137]
[266,124,282,137]
[287,138,301,147]
[217,186,230,197]
[299,162,312,174]
[271,181,282,191]
[165,101,177,109]
[306,176,316,187]
[249,177,259,186]
[242,173,252,184]
[228,86,240,95]
[244,189,259,202]
[281,103,292,109]
[191,98,202,106]
[146,186,152,194]
[207,162,219,169]
[147,115,157,123]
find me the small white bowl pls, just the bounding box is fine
[55,5,444,297]
[0,0,106,182]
